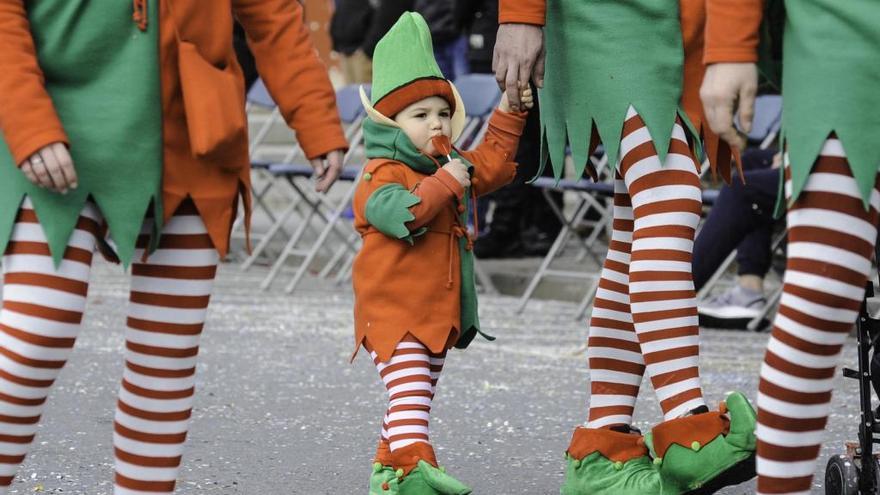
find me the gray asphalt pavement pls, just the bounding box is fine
[0,260,862,494]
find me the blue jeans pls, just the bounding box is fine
[692,149,780,290]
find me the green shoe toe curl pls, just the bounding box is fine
[398,460,472,495]
[560,427,662,495]
[370,462,400,495]
[650,392,757,495]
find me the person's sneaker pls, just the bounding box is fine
[698,285,767,330]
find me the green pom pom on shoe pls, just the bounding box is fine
[370,463,400,494]
[561,451,662,495]
[560,427,662,495]
[649,392,757,495]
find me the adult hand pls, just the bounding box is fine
[19,142,78,194]
[310,149,345,193]
[493,23,544,113]
[700,63,758,152]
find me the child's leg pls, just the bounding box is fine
[375,348,446,465]
[756,140,880,495]
[0,198,100,493]
[112,201,219,494]
[586,172,645,429]
[371,339,440,455]
[619,107,706,419]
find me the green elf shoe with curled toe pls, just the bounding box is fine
[396,460,472,495]
[371,462,401,495]
[560,426,662,495]
[647,392,757,495]
[391,442,471,495]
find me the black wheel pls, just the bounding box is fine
[825,454,859,495]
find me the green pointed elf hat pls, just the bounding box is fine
[359,12,467,142]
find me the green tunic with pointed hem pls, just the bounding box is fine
[780,0,880,210]
[540,0,698,179]
[0,0,162,267]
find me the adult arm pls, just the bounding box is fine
[700,0,764,151]
[234,0,348,190]
[0,0,69,166]
[493,0,545,112]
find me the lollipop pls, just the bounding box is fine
[431,135,453,161]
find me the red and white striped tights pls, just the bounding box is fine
[757,138,880,494]
[371,338,446,454]
[586,107,707,429]
[0,198,217,494]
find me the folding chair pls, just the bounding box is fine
[260,161,365,293]
[515,172,615,319]
[242,79,298,233]
[241,84,367,292]
[453,73,502,149]
[521,175,740,320]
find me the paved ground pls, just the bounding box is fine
[0,260,863,494]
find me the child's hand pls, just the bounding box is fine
[499,86,534,113]
[441,159,471,188]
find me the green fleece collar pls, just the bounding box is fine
[364,119,445,174]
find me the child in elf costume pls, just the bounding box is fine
[350,12,532,495]
[494,0,758,493]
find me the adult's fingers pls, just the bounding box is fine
[737,83,757,135]
[532,46,546,88]
[29,156,55,190]
[315,153,343,193]
[40,149,68,193]
[51,142,78,189]
[505,65,522,112]
[493,53,508,91]
[20,162,38,185]
[310,157,326,178]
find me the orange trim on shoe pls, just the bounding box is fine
[375,440,392,466]
[566,426,649,463]
[651,412,729,459]
[391,442,438,477]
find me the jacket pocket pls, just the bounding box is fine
[177,40,247,171]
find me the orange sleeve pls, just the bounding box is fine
[407,169,464,230]
[0,0,69,167]
[704,0,764,64]
[461,109,527,197]
[499,0,546,26]
[233,0,348,159]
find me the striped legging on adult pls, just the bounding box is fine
[757,138,880,494]
[586,106,706,429]
[0,198,217,494]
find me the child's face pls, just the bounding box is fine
[393,96,452,155]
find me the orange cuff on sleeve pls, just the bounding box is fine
[499,0,546,26]
[704,0,763,64]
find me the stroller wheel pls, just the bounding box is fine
[825,454,859,495]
